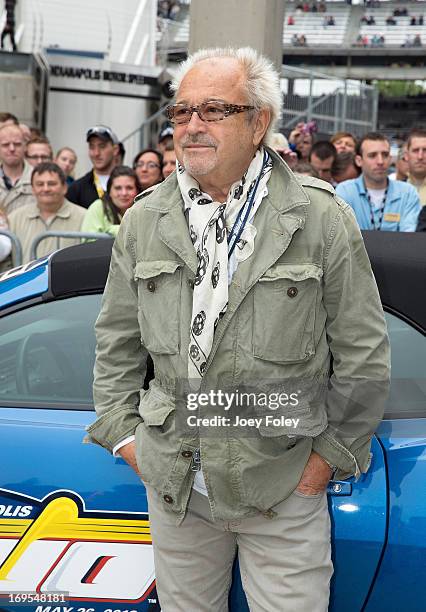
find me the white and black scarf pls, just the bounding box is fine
[176,147,273,385]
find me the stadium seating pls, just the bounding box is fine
[357,5,425,47]
[157,1,426,51]
[283,4,350,47]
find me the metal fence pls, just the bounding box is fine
[29,231,112,261]
[280,65,378,137]
[0,230,111,269]
[0,230,23,268]
[120,62,379,150]
[122,102,170,156]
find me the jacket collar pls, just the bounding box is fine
[146,147,310,276]
[144,146,310,213]
[22,160,34,184]
[0,159,32,188]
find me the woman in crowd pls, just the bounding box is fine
[55,147,77,185]
[330,131,357,154]
[133,148,163,192]
[288,122,315,160]
[82,166,140,237]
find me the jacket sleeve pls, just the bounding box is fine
[334,182,351,205]
[399,186,421,232]
[86,208,147,452]
[312,198,390,479]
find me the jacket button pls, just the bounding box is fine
[181,450,193,458]
[163,494,173,504]
[287,286,298,298]
[147,280,156,292]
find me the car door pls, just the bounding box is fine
[0,293,160,611]
[364,312,426,612]
[228,434,388,612]
[0,291,389,612]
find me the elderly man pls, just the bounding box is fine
[8,162,85,263]
[87,47,389,611]
[0,124,35,214]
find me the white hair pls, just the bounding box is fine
[171,47,282,147]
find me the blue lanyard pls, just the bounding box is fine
[227,151,268,258]
[364,179,388,231]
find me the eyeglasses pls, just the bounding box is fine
[26,155,52,161]
[166,101,255,125]
[135,161,160,170]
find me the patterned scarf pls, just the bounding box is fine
[176,147,273,385]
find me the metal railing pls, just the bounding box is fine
[30,231,111,261]
[0,230,23,268]
[121,102,170,154]
[280,65,378,136]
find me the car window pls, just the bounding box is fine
[0,294,101,410]
[385,312,426,417]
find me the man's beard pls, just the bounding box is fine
[180,135,218,177]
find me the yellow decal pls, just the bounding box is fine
[0,496,150,581]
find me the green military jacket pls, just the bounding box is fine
[87,148,390,522]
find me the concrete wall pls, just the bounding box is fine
[188,0,285,70]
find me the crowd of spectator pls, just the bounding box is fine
[295,2,327,13]
[0,111,176,268]
[0,110,424,272]
[272,123,426,232]
[355,7,424,48]
[382,13,424,26]
[287,13,335,27]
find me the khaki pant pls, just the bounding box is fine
[146,486,333,612]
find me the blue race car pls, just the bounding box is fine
[0,232,425,611]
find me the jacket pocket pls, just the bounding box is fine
[253,263,323,363]
[134,386,177,487]
[134,260,182,354]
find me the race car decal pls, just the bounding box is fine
[0,489,157,606]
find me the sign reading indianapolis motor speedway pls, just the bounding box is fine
[47,54,162,100]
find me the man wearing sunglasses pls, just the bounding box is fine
[67,125,119,208]
[89,47,389,611]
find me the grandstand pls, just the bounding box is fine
[158,1,426,50]
[158,1,426,79]
[283,4,350,47]
[357,3,425,47]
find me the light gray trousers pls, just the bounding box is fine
[146,486,333,612]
